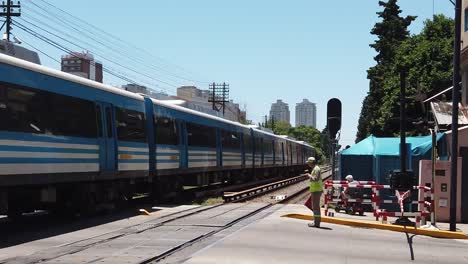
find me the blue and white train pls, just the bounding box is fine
[0,53,315,215]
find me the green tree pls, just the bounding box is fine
[377,14,454,136]
[270,121,292,136]
[290,125,321,144]
[356,14,454,139]
[356,0,416,142]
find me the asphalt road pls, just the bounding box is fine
[183,205,468,264]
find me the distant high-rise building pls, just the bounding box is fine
[61,52,103,83]
[295,99,316,128]
[269,99,290,125]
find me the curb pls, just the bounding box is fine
[281,213,468,239]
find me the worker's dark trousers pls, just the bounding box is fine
[311,191,322,226]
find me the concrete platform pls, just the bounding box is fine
[184,205,468,264]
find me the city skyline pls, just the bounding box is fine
[268,98,317,128]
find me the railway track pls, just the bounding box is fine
[222,165,333,204]
[0,167,335,264]
[0,175,302,224]
[0,203,276,264]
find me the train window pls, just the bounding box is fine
[276,141,282,154]
[221,130,240,150]
[0,82,98,138]
[48,93,97,138]
[244,133,252,152]
[155,116,178,145]
[1,83,46,134]
[115,107,147,142]
[263,139,273,154]
[254,137,263,154]
[186,122,216,148]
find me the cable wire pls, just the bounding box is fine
[14,20,179,91]
[30,0,210,85]
[13,21,175,93]
[19,13,188,87]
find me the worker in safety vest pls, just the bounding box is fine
[305,157,322,228]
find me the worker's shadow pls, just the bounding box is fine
[316,226,333,230]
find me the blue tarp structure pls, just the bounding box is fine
[338,134,445,184]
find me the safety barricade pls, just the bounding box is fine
[323,181,434,227]
[330,180,376,185]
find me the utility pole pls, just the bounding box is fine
[450,0,462,232]
[331,139,336,180]
[208,82,229,115]
[400,69,407,175]
[222,82,227,115]
[0,0,21,42]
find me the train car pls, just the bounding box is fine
[0,53,151,215]
[147,98,253,189]
[0,53,315,216]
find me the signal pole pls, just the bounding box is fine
[450,0,462,232]
[0,0,21,42]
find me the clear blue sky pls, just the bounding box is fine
[17,0,455,147]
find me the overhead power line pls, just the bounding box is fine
[29,0,210,85]
[19,13,187,88]
[13,21,174,93]
[14,19,179,90]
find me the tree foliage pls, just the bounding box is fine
[356,0,453,142]
[357,0,416,142]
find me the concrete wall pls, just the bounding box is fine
[419,159,463,222]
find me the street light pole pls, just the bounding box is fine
[450,0,461,232]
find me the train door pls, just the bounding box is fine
[96,102,117,171]
[179,120,188,168]
[281,142,285,165]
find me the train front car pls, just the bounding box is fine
[0,53,149,216]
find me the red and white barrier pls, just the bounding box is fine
[330,180,376,185]
[323,180,434,227]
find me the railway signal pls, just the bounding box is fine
[327,98,341,180]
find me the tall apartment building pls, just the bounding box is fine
[269,99,290,125]
[61,52,103,83]
[295,99,316,128]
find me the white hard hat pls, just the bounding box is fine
[306,157,315,163]
[345,175,354,181]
